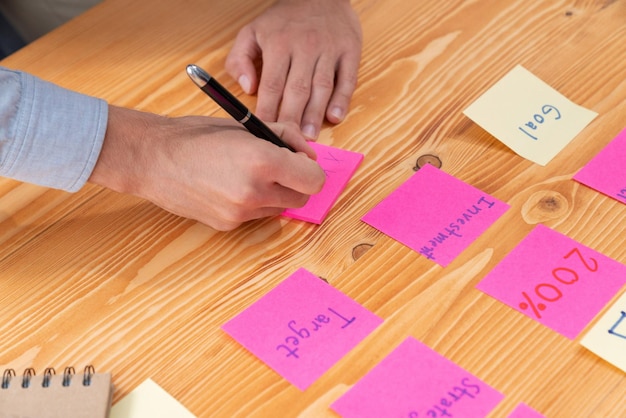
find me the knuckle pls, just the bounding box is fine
[219,206,251,229]
[287,76,311,95]
[231,185,259,207]
[337,72,358,93]
[262,76,286,95]
[312,72,334,91]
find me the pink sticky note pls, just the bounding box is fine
[331,337,504,418]
[507,403,545,418]
[361,164,509,266]
[282,142,363,224]
[477,224,626,339]
[574,126,626,204]
[222,268,382,390]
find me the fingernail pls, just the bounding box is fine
[238,75,251,94]
[330,106,345,121]
[302,124,318,139]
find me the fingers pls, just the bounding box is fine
[254,43,291,122]
[196,151,324,231]
[221,139,324,207]
[197,196,304,232]
[267,121,317,160]
[225,26,261,95]
[258,43,361,140]
[296,54,336,140]
[269,150,326,197]
[325,50,361,124]
[276,50,334,140]
[226,0,362,140]
[257,47,350,140]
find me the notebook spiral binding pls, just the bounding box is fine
[1,365,96,389]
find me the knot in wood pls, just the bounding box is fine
[522,190,569,224]
[413,154,442,171]
[352,243,373,261]
[538,196,561,212]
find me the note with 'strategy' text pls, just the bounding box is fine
[331,337,504,418]
[477,224,626,339]
[361,163,509,266]
[282,142,363,224]
[222,268,383,390]
[463,65,597,166]
[580,290,626,373]
[574,126,626,205]
[507,403,545,418]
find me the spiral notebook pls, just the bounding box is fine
[0,365,113,418]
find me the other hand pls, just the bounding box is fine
[225,0,362,140]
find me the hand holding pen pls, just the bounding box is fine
[91,71,325,231]
[187,64,296,152]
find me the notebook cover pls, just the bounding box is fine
[0,372,112,418]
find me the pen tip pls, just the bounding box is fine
[186,64,210,87]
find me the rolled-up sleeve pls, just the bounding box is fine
[0,67,108,192]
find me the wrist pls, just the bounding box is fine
[89,105,156,196]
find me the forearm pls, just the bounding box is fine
[0,67,108,192]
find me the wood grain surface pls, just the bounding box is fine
[1,0,625,416]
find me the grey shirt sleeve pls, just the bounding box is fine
[0,66,108,192]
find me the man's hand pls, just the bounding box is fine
[225,0,362,140]
[89,105,326,231]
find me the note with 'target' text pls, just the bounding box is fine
[222,268,383,390]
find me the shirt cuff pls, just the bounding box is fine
[0,69,108,192]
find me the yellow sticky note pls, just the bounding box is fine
[463,65,597,166]
[110,379,196,418]
[580,290,626,373]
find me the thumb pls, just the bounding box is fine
[274,151,326,196]
[225,26,261,95]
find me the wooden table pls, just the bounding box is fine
[1,0,625,416]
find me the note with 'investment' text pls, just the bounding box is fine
[361,164,509,266]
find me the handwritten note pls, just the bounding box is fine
[110,379,196,418]
[221,268,382,390]
[361,164,509,266]
[574,126,626,205]
[507,403,545,418]
[477,224,626,339]
[463,65,598,166]
[331,337,504,418]
[580,290,626,373]
[282,142,363,224]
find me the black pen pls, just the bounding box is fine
[186,64,295,152]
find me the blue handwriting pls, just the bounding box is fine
[518,104,561,141]
[419,196,496,260]
[408,377,481,417]
[275,307,356,359]
[608,311,626,340]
